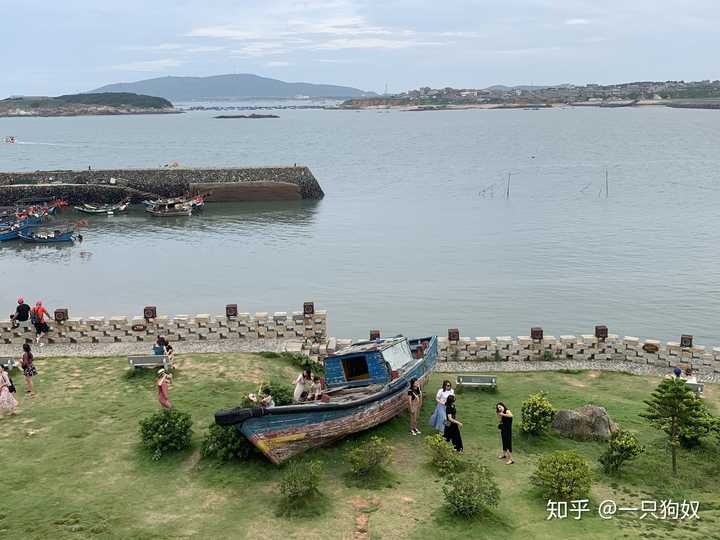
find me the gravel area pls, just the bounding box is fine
[436,359,720,383]
[0,338,305,359]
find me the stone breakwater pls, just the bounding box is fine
[0,166,324,205]
[1,310,327,356]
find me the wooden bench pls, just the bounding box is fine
[456,375,497,391]
[128,355,170,371]
[0,357,19,371]
[685,382,704,398]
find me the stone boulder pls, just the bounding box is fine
[551,404,617,441]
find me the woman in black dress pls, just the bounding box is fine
[496,402,514,464]
[443,394,463,452]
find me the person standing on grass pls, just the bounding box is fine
[407,377,422,435]
[30,301,50,346]
[21,343,37,396]
[443,394,463,451]
[10,297,31,329]
[496,402,514,464]
[156,369,173,409]
[0,364,18,416]
[429,380,454,432]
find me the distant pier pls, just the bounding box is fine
[0,166,325,205]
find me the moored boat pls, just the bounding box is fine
[75,200,130,215]
[215,336,438,464]
[17,228,75,243]
[0,223,30,242]
[145,203,193,217]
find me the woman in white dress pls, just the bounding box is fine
[292,368,312,402]
[0,365,18,416]
[429,380,454,432]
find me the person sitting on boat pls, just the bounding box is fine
[249,388,275,409]
[293,368,312,402]
[307,376,322,401]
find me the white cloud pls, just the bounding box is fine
[565,18,591,25]
[186,27,263,40]
[121,43,184,51]
[230,42,288,57]
[266,61,291,67]
[110,58,183,71]
[311,38,440,50]
[186,46,226,53]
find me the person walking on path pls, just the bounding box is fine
[0,364,18,416]
[293,368,311,402]
[156,369,173,409]
[21,343,37,396]
[407,377,423,435]
[30,301,50,346]
[10,297,31,329]
[496,402,514,464]
[429,380,454,432]
[443,394,463,452]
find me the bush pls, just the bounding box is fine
[280,459,322,500]
[543,350,554,361]
[531,450,592,501]
[599,428,644,474]
[425,433,463,474]
[200,423,252,462]
[259,351,325,377]
[442,462,500,518]
[521,392,556,435]
[139,408,193,461]
[347,436,394,477]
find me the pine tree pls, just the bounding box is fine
[641,378,707,476]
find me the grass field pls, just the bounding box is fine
[2,353,719,539]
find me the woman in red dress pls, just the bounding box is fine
[156,369,172,409]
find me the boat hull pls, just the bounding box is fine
[231,336,437,464]
[17,230,74,243]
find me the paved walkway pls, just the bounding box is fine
[435,359,719,383]
[0,339,304,358]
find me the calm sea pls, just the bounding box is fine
[1,106,719,342]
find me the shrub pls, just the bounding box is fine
[425,433,463,474]
[521,392,556,435]
[599,428,644,474]
[347,436,394,477]
[279,459,322,500]
[200,423,253,462]
[543,350,554,361]
[442,462,500,518]
[531,450,592,501]
[139,408,193,461]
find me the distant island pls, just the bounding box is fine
[214,113,279,119]
[0,92,177,117]
[342,79,720,111]
[91,73,376,102]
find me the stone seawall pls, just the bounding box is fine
[0,166,324,204]
[1,310,327,353]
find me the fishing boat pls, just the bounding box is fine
[17,228,75,243]
[145,202,192,217]
[75,200,130,215]
[143,194,205,210]
[215,335,438,464]
[0,223,30,242]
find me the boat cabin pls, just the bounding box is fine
[323,337,424,388]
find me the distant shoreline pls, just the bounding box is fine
[0,108,181,118]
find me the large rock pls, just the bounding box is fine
[551,404,617,441]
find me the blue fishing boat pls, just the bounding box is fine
[17,228,75,243]
[0,223,30,241]
[215,336,438,464]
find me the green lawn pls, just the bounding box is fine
[2,354,719,539]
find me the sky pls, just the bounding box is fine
[2,0,720,97]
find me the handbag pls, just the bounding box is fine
[7,376,15,393]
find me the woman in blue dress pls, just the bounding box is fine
[429,380,454,432]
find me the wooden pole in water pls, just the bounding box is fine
[506,172,511,199]
[605,168,609,198]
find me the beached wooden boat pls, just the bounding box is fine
[17,228,75,243]
[215,336,438,464]
[75,201,129,215]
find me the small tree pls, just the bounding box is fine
[521,392,556,435]
[442,462,500,518]
[599,428,644,474]
[424,433,463,474]
[347,436,394,477]
[641,378,708,476]
[532,450,592,501]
